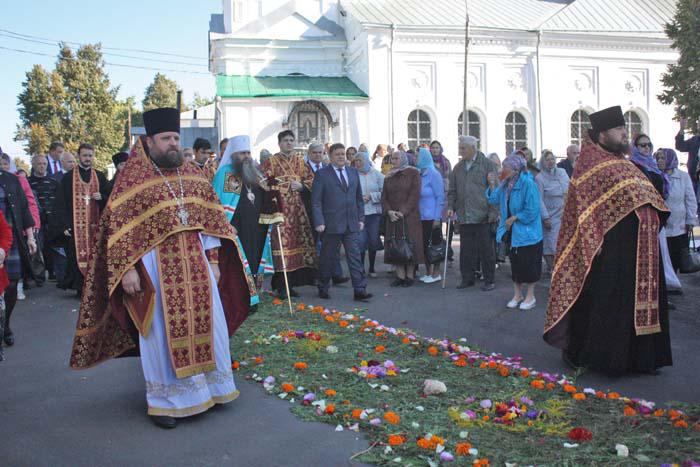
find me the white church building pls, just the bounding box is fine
[208,0,679,163]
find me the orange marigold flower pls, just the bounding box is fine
[546,383,556,390]
[487,361,497,369]
[623,406,637,417]
[254,356,264,365]
[573,393,586,401]
[455,442,472,456]
[272,298,283,305]
[674,420,689,428]
[296,303,306,310]
[388,435,406,446]
[312,306,324,313]
[498,366,510,377]
[530,379,545,390]
[383,411,401,425]
[520,369,530,378]
[351,409,363,419]
[607,392,620,400]
[325,389,337,397]
[325,404,335,414]
[654,409,665,417]
[479,362,488,369]
[375,345,386,353]
[231,360,240,370]
[281,383,295,393]
[325,316,335,323]
[339,320,349,328]
[482,415,490,421]
[563,384,577,393]
[293,361,308,370]
[427,346,439,356]
[473,459,490,467]
[669,409,681,420]
[342,400,351,405]
[454,359,467,367]
[595,391,606,398]
[402,337,411,344]
[417,438,431,449]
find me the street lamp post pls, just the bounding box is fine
[462,0,470,136]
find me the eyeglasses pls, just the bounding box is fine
[637,143,652,148]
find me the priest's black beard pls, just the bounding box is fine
[598,140,629,157]
[151,148,184,168]
[234,157,262,187]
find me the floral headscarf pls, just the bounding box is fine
[387,151,411,177]
[501,151,527,195]
[661,148,679,171]
[539,150,556,174]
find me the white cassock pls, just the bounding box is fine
[138,233,239,417]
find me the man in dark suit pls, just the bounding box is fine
[312,143,371,302]
[305,143,348,285]
[46,141,65,178]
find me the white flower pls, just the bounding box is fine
[615,444,629,457]
[380,385,390,391]
[392,458,402,463]
[411,422,420,429]
[459,431,469,439]
[415,405,425,412]
[468,448,478,456]
[423,379,447,395]
[335,424,344,432]
[563,443,579,448]
[384,446,393,455]
[326,345,338,354]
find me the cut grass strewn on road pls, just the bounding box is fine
[230,298,700,466]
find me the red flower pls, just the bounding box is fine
[568,427,593,442]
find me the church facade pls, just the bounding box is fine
[209,0,679,163]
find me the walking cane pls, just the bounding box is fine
[275,224,294,315]
[442,219,451,289]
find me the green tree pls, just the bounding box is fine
[15,43,125,169]
[190,92,214,109]
[143,73,181,111]
[659,0,700,131]
[14,157,30,173]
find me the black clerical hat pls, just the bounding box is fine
[112,151,129,166]
[589,106,626,133]
[143,107,180,136]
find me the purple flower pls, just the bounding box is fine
[526,410,538,420]
[295,330,304,339]
[383,360,395,368]
[370,418,382,426]
[464,396,476,404]
[480,399,492,409]
[463,410,477,420]
[263,376,275,385]
[520,396,533,406]
[440,452,454,462]
[303,392,316,402]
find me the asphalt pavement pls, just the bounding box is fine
[1,245,698,466]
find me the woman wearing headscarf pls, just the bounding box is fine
[430,140,455,261]
[381,150,423,286]
[486,152,542,310]
[655,148,698,273]
[416,148,445,283]
[535,150,570,274]
[352,152,385,277]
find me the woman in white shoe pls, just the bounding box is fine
[416,147,445,284]
[486,153,543,310]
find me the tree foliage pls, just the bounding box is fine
[142,73,182,111]
[659,0,700,130]
[190,92,214,109]
[15,43,125,169]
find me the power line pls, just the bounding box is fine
[0,28,208,61]
[0,32,209,67]
[0,46,212,75]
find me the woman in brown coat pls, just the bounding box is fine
[381,150,424,287]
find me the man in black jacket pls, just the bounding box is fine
[28,155,60,280]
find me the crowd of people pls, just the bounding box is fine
[0,104,698,427]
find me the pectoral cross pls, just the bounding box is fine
[83,195,91,206]
[178,208,189,226]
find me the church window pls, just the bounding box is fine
[504,111,527,155]
[570,110,592,145]
[407,110,431,150]
[457,111,481,148]
[624,110,644,138]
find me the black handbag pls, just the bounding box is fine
[385,218,414,264]
[679,230,700,274]
[29,249,46,280]
[425,229,446,264]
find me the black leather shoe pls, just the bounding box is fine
[481,283,495,292]
[390,279,404,287]
[4,329,14,347]
[353,291,373,302]
[332,276,350,285]
[318,290,330,299]
[457,280,475,289]
[150,415,177,429]
[401,279,414,287]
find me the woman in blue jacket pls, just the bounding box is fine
[416,148,445,284]
[486,153,543,310]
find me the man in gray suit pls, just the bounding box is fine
[312,143,372,302]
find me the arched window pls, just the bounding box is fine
[570,110,591,145]
[624,110,643,139]
[457,111,481,148]
[288,100,331,146]
[504,111,527,155]
[407,109,431,150]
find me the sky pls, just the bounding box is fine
[0,0,221,158]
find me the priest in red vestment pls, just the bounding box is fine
[70,108,253,429]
